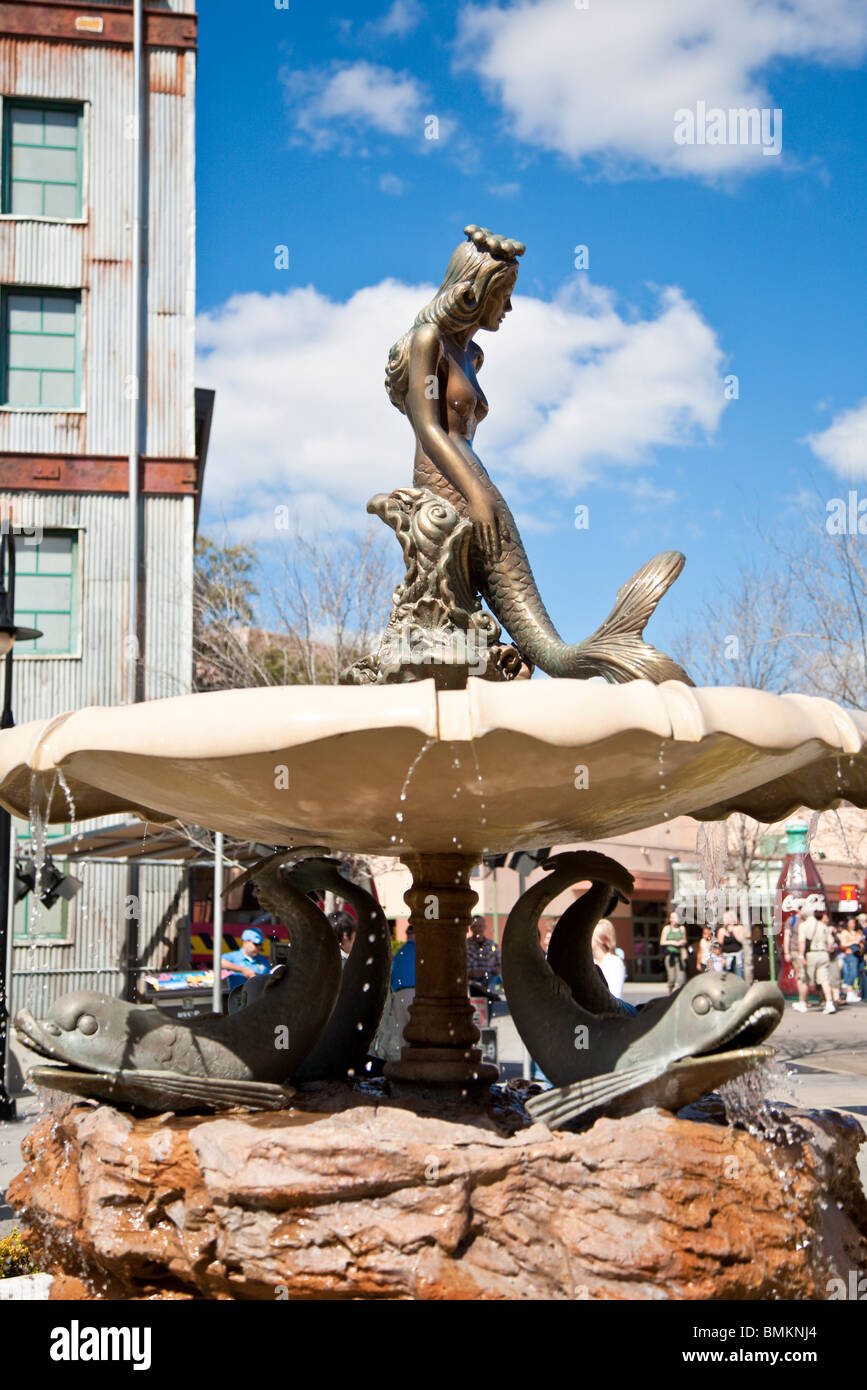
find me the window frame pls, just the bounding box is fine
[14,525,83,660]
[1,97,84,221]
[0,286,82,411]
[12,820,75,946]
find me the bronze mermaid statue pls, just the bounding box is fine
[357,224,692,686]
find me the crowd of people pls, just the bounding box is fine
[316,896,867,1039]
[783,906,867,1014]
[659,902,867,1013]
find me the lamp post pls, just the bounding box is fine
[0,530,41,1120]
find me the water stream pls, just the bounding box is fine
[390,737,434,851]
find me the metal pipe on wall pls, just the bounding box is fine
[127,0,145,705]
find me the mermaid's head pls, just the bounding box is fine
[385,224,525,414]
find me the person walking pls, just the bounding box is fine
[660,910,687,993]
[717,912,745,978]
[784,913,810,1013]
[838,919,861,1002]
[856,914,867,1002]
[822,913,847,1005]
[697,925,713,971]
[797,906,836,1015]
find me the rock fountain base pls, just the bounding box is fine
[9,1083,867,1301]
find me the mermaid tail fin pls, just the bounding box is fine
[569,550,693,685]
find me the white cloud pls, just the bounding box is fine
[196,276,727,537]
[806,399,867,477]
[456,0,867,177]
[283,61,425,149]
[369,0,425,38]
[479,280,726,488]
[379,171,406,195]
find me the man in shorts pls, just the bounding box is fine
[796,906,836,1015]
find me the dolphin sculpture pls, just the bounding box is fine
[13,847,364,1112]
[501,852,785,1130]
[224,853,392,1082]
[289,859,391,1082]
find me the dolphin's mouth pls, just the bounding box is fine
[695,1000,783,1059]
[13,1008,107,1073]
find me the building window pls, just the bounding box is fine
[1,289,80,408]
[3,102,82,219]
[14,529,79,655]
[12,820,73,943]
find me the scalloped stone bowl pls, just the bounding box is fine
[0,678,864,852]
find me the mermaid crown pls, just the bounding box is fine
[463,224,526,262]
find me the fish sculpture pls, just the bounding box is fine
[14,849,391,1111]
[501,851,785,1129]
[227,853,392,1083]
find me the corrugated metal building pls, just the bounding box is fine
[0,1,211,1023]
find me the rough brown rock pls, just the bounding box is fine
[8,1084,867,1300]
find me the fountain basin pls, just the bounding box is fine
[0,679,865,854]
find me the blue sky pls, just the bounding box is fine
[194,0,867,653]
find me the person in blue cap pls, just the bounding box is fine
[221,927,272,993]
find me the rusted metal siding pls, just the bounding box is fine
[0,21,200,1016]
[144,492,194,701]
[0,38,196,459]
[1,487,194,1012]
[0,219,84,286]
[146,48,196,458]
[10,858,190,1019]
[12,857,127,1021]
[69,0,197,11]
[0,488,193,711]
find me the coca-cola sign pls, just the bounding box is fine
[780,891,826,914]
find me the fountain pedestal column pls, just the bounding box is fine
[385,854,498,1087]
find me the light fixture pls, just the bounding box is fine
[0,585,40,652]
[15,854,83,910]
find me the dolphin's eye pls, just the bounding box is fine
[76,1014,98,1035]
[691,993,711,1015]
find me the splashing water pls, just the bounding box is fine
[658,741,670,819]
[467,740,489,853]
[391,738,435,848]
[399,739,434,804]
[720,1058,804,1187]
[22,773,53,1015]
[55,768,77,825]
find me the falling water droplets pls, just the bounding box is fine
[56,768,77,825]
[392,738,435,853]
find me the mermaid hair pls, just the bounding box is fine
[385,224,525,415]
